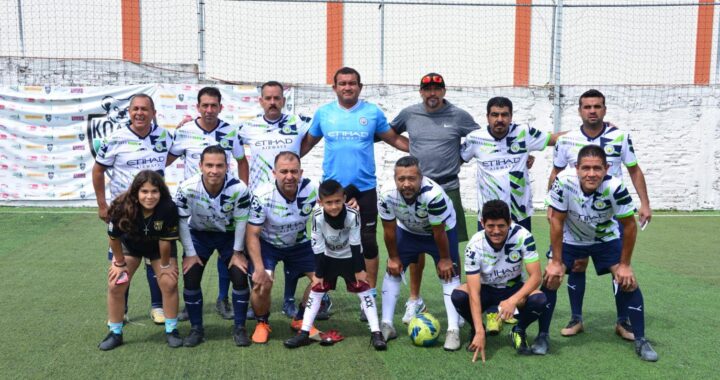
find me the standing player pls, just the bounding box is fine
[378,156,463,351]
[238,81,327,320]
[92,94,173,325]
[245,152,319,344]
[175,145,252,347]
[168,86,247,321]
[389,72,479,324]
[543,89,651,344]
[301,67,408,315]
[451,200,547,357]
[283,180,386,350]
[98,170,182,350]
[543,145,658,361]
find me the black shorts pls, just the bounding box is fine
[121,240,178,261]
[312,256,370,293]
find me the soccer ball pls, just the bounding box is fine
[408,312,440,347]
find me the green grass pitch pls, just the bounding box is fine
[0,208,717,379]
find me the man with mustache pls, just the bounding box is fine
[388,73,478,329]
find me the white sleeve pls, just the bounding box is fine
[179,217,197,257]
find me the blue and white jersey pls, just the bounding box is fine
[464,224,538,288]
[248,178,318,248]
[308,100,391,191]
[547,172,636,246]
[553,122,638,178]
[311,206,361,259]
[461,123,550,221]
[378,176,456,236]
[169,118,244,179]
[238,113,309,192]
[95,124,172,200]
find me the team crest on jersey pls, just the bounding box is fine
[154,220,164,231]
[505,250,522,264]
[301,202,313,216]
[592,198,611,211]
[222,201,234,212]
[510,142,521,153]
[415,207,428,218]
[604,144,615,155]
[359,117,368,126]
[219,138,231,149]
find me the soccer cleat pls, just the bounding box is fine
[246,305,256,320]
[316,294,333,321]
[635,338,659,362]
[530,332,550,355]
[615,320,635,341]
[486,312,502,335]
[443,329,461,351]
[183,326,204,347]
[252,322,271,344]
[371,331,387,351]
[177,307,189,322]
[381,322,397,341]
[290,319,321,340]
[509,327,532,355]
[560,318,584,336]
[216,298,234,320]
[281,298,299,319]
[402,298,427,324]
[150,307,166,325]
[166,329,183,348]
[98,332,123,351]
[284,330,313,348]
[232,326,251,347]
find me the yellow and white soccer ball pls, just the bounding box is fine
[408,312,440,347]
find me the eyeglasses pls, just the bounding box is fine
[421,75,443,84]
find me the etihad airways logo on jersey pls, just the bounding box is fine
[254,138,294,147]
[480,156,522,169]
[127,156,166,167]
[327,131,369,140]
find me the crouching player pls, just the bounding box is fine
[175,145,252,347]
[378,156,464,351]
[284,180,386,350]
[543,145,658,361]
[451,200,547,359]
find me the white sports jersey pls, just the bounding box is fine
[176,174,250,252]
[464,224,539,288]
[547,172,636,246]
[238,114,309,192]
[553,122,638,178]
[461,123,549,221]
[311,206,361,259]
[95,124,173,200]
[248,177,318,248]
[169,118,244,179]
[378,176,456,236]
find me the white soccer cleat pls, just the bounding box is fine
[402,298,427,324]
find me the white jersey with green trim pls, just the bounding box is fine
[311,206,361,259]
[553,122,638,178]
[248,177,318,248]
[460,123,549,221]
[238,113,310,192]
[378,176,456,236]
[95,124,173,200]
[547,172,636,246]
[175,173,250,233]
[169,118,244,179]
[464,224,538,288]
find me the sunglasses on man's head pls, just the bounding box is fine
[421,75,443,84]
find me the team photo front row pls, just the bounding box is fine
[97,147,658,363]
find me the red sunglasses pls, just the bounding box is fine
[421,75,443,84]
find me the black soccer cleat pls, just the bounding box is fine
[371,331,387,351]
[510,326,532,355]
[233,326,251,347]
[98,332,123,351]
[166,329,183,348]
[183,326,205,347]
[284,331,313,349]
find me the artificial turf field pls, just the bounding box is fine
[0,208,717,379]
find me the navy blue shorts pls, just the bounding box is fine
[190,230,234,261]
[480,282,523,311]
[252,240,315,277]
[396,227,460,275]
[562,239,621,276]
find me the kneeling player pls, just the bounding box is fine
[284,180,386,350]
[378,156,463,351]
[543,145,658,362]
[451,200,547,359]
[176,145,252,347]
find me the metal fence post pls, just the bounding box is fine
[197,0,207,82]
[552,0,563,133]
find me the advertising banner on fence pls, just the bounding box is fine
[0,84,293,206]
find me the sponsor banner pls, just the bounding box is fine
[0,84,293,205]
